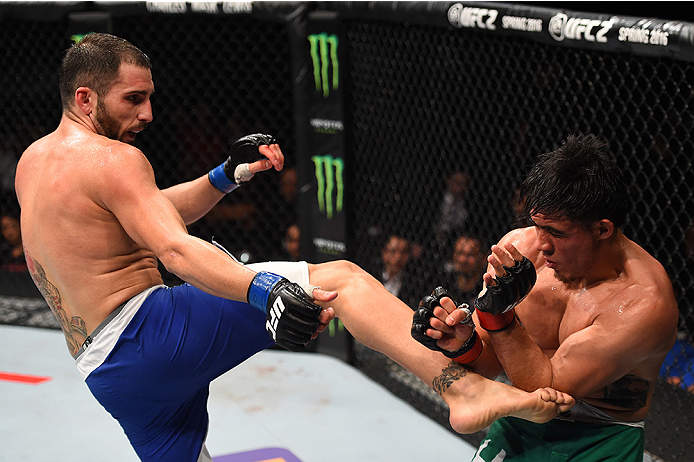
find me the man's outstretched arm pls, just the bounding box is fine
[162,136,283,224]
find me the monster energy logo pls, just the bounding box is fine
[70,34,88,43]
[328,319,345,337]
[308,33,339,98]
[312,155,344,219]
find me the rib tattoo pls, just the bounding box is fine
[25,253,88,356]
[601,374,650,410]
[432,361,468,396]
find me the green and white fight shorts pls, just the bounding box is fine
[472,401,645,461]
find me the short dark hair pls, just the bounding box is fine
[520,134,630,228]
[59,33,151,110]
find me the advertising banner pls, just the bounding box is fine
[300,12,348,263]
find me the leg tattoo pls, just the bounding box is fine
[432,361,468,396]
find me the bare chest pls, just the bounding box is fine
[515,269,610,354]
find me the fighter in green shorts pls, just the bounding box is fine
[412,135,678,461]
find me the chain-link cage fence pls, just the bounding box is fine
[116,13,299,273]
[0,16,64,300]
[0,9,299,292]
[1,2,693,460]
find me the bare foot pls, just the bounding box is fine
[507,387,574,423]
[435,363,574,434]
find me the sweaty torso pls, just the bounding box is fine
[15,122,163,357]
[508,227,677,422]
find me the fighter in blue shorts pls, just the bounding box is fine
[16,32,338,462]
[76,262,317,462]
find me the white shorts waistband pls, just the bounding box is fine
[75,285,166,380]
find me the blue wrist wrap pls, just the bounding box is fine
[208,163,238,194]
[248,271,284,314]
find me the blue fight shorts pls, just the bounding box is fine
[76,261,310,462]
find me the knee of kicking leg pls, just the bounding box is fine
[309,260,373,290]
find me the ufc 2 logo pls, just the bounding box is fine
[266,297,286,340]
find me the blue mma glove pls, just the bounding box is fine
[412,287,483,364]
[248,271,322,351]
[208,133,276,193]
[474,256,536,331]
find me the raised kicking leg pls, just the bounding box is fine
[307,260,574,434]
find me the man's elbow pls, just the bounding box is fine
[154,240,187,276]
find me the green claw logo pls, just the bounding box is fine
[312,155,344,219]
[70,34,88,43]
[308,33,339,98]
[328,318,345,337]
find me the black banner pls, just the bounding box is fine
[4,1,694,61]
[298,11,348,263]
[109,1,304,22]
[67,11,112,42]
[0,1,304,22]
[0,1,82,22]
[329,1,694,63]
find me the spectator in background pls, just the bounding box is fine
[0,152,17,199]
[1,207,26,273]
[273,166,299,256]
[678,220,694,339]
[660,333,694,394]
[242,165,299,264]
[280,166,297,209]
[174,103,226,176]
[0,138,19,212]
[0,204,39,298]
[656,219,694,395]
[438,234,486,306]
[434,170,471,250]
[379,235,411,296]
[276,223,301,262]
[661,220,694,394]
[368,234,421,309]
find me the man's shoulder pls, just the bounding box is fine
[18,132,52,165]
[98,141,147,169]
[16,135,53,197]
[498,226,538,254]
[622,237,672,290]
[604,238,678,320]
[500,226,535,240]
[20,125,144,166]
